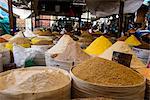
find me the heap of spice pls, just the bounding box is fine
[31,37,53,45]
[55,41,91,63]
[72,57,144,86]
[46,35,74,54]
[33,29,52,36]
[125,35,141,46]
[84,36,112,56]
[99,41,145,68]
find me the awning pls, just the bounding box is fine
[86,0,143,17]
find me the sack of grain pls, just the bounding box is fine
[136,68,150,100]
[0,67,71,100]
[71,57,145,100]
[0,47,10,65]
[31,37,53,45]
[13,44,46,67]
[99,41,146,68]
[5,37,31,51]
[0,54,3,72]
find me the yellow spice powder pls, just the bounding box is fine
[84,36,112,55]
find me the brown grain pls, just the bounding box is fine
[72,57,144,86]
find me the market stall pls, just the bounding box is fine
[0,0,149,100]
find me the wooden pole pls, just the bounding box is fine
[118,0,124,37]
[87,10,90,23]
[35,13,37,28]
[31,1,33,31]
[8,0,14,35]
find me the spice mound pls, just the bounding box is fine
[31,37,53,45]
[72,57,144,86]
[0,68,70,93]
[47,34,74,54]
[55,41,91,63]
[125,35,141,46]
[84,36,112,55]
[9,37,31,44]
[99,41,145,68]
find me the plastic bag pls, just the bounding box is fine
[24,29,36,38]
[13,44,45,67]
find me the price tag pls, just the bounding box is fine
[112,51,132,67]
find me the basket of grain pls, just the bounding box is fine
[70,57,145,100]
[0,67,71,100]
[136,68,150,100]
[0,47,10,65]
